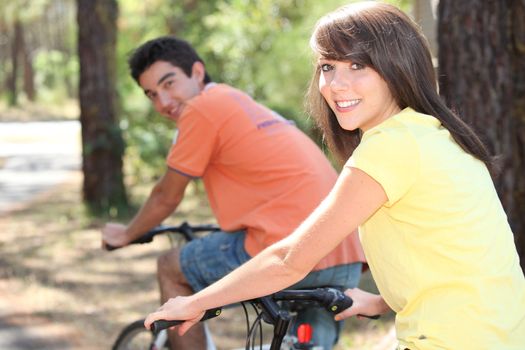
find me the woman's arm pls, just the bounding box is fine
[145,166,388,333]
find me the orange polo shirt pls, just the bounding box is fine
[166,83,364,270]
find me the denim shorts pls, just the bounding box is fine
[179,230,251,292]
[180,230,362,350]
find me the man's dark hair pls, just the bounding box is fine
[128,36,212,84]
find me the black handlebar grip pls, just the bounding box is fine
[151,319,183,333]
[360,314,381,319]
[200,307,222,321]
[104,232,157,252]
[104,243,120,251]
[326,289,353,314]
[151,307,222,333]
[325,289,380,319]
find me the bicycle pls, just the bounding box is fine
[107,222,366,350]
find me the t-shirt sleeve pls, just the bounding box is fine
[166,107,218,177]
[346,128,419,205]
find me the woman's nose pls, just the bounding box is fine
[330,69,350,91]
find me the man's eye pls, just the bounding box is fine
[320,64,333,72]
[165,80,174,88]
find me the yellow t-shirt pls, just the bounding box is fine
[348,108,525,349]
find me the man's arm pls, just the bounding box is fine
[102,168,191,247]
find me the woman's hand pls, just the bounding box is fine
[335,288,390,321]
[144,296,205,336]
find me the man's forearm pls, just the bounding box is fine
[125,185,182,241]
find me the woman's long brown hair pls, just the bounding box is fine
[307,2,495,174]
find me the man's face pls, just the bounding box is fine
[138,60,204,121]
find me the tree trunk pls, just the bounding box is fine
[22,39,36,101]
[77,0,128,214]
[8,19,23,106]
[438,0,525,271]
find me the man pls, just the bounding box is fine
[102,36,365,350]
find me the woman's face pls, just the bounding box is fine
[318,58,400,132]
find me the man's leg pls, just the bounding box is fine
[290,263,363,350]
[157,230,250,350]
[157,248,206,350]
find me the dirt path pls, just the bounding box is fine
[0,176,396,350]
[0,120,83,349]
[0,175,249,350]
[0,281,77,350]
[0,121,396,349]
[0,120,81,214]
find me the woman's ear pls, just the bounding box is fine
[191,61,206,84]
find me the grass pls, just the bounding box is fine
[0,100,79,122]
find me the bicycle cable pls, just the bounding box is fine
[252,303,262,350]
[246,305,264,350]
[241,302,251,343]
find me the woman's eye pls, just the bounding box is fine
[350,63,364,70]
[320,64,333,72]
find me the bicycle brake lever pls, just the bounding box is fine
[151,307,222,334]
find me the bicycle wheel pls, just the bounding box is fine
[112,319,171,350]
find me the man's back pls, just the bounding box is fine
[167,83,364,268]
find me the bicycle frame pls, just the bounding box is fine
[151,324,217,350]
[109,222,374,350]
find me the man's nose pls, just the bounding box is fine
[158,92,172,108]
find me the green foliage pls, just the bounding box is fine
[34,50,79,103]
[117,0,360,184]
[121,104,174,183]
[1,0,416,184]
[0,0,77,104]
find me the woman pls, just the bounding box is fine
[145,2,525,349]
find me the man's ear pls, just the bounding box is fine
[191,61,206,83]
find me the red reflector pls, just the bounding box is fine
[297,323,312,343]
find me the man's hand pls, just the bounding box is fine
[101,222,130,249]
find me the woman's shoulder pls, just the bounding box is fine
[369,107,438,131]
[363,108,442,148]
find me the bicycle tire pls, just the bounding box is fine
[112,319,171,350]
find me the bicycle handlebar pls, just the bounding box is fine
[273,287,353,314]
[150,308,222,333]
[105,222,220,251]
[274,287,380,320]
[150,287,379,334]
